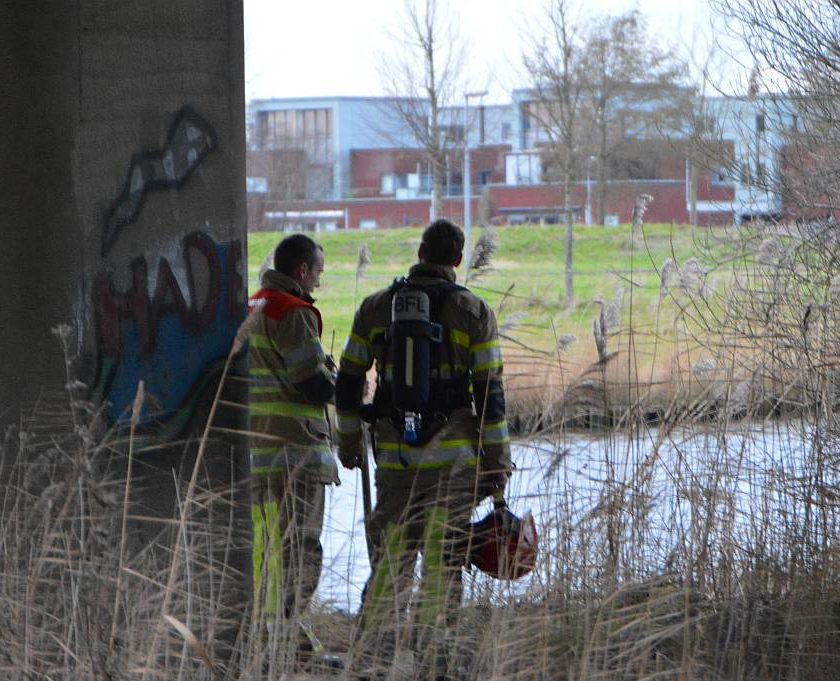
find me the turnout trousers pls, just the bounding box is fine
[251,469,325,626]
[352,468,482,678]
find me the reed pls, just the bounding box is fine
[4,216,840,680]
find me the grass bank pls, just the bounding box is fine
[248,224,735,424]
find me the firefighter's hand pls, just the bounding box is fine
[337,433,364,470]
[478,468,510,498]
[324,354,338,382]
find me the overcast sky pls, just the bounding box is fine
[244,0,742,104]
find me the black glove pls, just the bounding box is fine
[324,354,338,382]
[337,432,365,470]
[478,466,510,498]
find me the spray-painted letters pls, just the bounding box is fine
[102,107,217,256]
[92,232,243,435]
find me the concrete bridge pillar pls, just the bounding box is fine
[1,0,250,668]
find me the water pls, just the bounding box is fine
[318,421,823,613]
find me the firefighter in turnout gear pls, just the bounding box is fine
[248,234,341,669]
[335,219,512,679]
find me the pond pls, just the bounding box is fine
[318,420,824,613]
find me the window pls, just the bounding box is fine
[478,170,492,186]
[258,107,333,161]
[501,122,511,141]
[246,177,268,193]
[756,113,766,133]
[380,173,395,195]
[359,219,377,230]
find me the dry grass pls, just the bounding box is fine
[5,219,840,680]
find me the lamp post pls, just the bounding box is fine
[585,155,596,226]
[463,90,487,269]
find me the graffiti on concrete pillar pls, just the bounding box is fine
[91,231,244,436]
[102,107,217,256]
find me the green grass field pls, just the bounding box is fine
[248,223,725,360]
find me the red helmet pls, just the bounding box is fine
[468,502,538,580]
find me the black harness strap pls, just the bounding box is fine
[371,278,472,448]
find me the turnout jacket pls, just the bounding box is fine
[335,263,511,486]
[248,269,338,484]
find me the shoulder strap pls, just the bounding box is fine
[392,279,466,308]
[249,289,323,337]
[421,281,466,321]
[389,277,408,295]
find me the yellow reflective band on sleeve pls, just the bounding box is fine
[341,352,369,368]
[368,326,387,344]
[341,333,372,368]
[336,413,361,435]
[479,420,510,444]
[250,334,276,350]
[470,339,503,373]
[250,401,326,419]
[283,337,324,370]
[450,328,469,348]
[346,332,371,350]
[470,339,501,354]
[249,367,276,376]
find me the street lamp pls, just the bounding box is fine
[585,155,596,226]
[463,90,487,269]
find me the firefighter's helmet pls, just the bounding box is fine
[468,501,538,580]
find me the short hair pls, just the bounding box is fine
[421,219,465,266]
[273,233,323,275]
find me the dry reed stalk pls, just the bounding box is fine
[163,614,219,677]
[466,228,497,285]
[353,243,371,311]
[141,316,249,679]
[109,380,145,656]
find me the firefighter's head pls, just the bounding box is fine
[419,219,464,267]
[274,234,325,295]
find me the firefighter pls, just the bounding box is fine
[335,219,512,679]
[248,233,340,669]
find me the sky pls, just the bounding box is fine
[244,0,738,104]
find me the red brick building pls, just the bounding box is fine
[246,94,796,231]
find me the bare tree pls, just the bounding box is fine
[246,110,334,228]
[379,0,467,219]
[580,10,691,225]
[712,0,840,219]
[523,2,695,303]
[523,0,589,307]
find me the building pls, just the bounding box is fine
[247,91,792,231]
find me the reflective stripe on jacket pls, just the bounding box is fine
[248,270,337,483]
[336,263,510,484]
